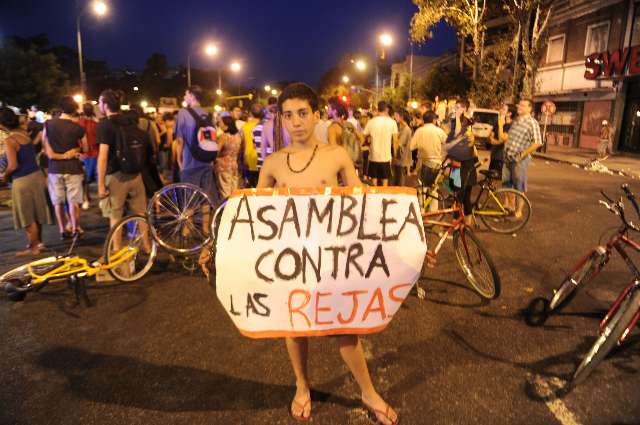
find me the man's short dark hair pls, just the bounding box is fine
[278,83,319,113]
[456,98,470,110]
[377,101,387,113]
[0,107,20,129]
[423,111,438,124]
[82,103,95,117]
[267,96,278,106]
[100,89,121,113]
[386,104,394,116]
[421,101,433,111]
[398,108,411,124]
[221,116,239,135]
[187,85,204,102]
[59,96,78,115]
[250,102,264,119]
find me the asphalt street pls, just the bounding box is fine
[0,158,639,425]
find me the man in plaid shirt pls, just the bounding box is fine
[503,99,542,216]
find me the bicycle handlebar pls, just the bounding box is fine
[599,190,640,232]
[621,184,640,221]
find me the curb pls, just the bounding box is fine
[532,153,637,179]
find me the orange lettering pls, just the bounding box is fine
[362,287,387,322]
[337,290,367,324]
[288,289,311,329]
[314,291,334,325]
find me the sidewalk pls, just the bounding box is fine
[533,145,640,178]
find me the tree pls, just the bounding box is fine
[504,0,552,98]
[469,38,514,107]
[141,53,170,102]
[411,0,488,80]
[421,64,471,100]
[0,40,69,109]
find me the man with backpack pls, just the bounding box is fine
[175,86,220,206]
[241,103,265,188]
[327,97,363,173]
[96,89,149,228]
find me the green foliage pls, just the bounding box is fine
[468,39,513,107]
[0,40,69,109]
[420,64,471,100]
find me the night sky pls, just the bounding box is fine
[1,0,457,86]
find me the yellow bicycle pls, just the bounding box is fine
[2,183,214,302]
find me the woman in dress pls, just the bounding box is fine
[1,107,52,256]
[216,116,242,198]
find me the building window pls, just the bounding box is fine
[546,34,565,63]
[584,21,610,56]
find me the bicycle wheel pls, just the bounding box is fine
[477,188,531,234]
[1,257,63,300]
[549,250,604,313]
[103,215,157,282]
[571,289,640,387]
[453,229,501,299]
[147,183,213,254]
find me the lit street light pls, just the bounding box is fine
[73,94,84,104]
[410,101,418,110]
[133,86,139,92]
[76,1,109,99]
[230,62,242,72]
[271,89,278,96]
[187,41,220,87]
[355,60,366,71]
[264,85,271,92]
[205,44,218,56]
[216,89,223,96]
[140,100,148,109]
[376,32,394,99]
[379,33,393,48]
[342,75,350,84]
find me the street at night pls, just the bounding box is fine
[1,158,638,425]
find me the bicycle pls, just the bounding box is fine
[569,187,640,386]
[548,184,640,313]
[417,160,531,234]
[420,197,501,300]
[2,183,213,303]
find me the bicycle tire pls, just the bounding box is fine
[477,188,531,234]
[453,229,501,299]
[571,288,640,387]
[103,215,157,282]
[4,279,28,301]
[147,183,214,254]
[549,251,603,313]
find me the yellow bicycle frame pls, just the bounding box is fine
[473,189,509,217]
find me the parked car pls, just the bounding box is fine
[471,108,499,149]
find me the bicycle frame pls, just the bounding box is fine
[422,205,466,259]
[471,179,510,217]
[599,280,640,342]
[24,246,138,287]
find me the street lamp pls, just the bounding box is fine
[230,62,242,72]
[355,60,367,71]
[376,32,393,98]
[187,41,219,87]
[133,86,139,92]
[73,94,84,104]
[264,85,271,92]
[76,0,109,99]
[271,89,278,96]
[342,75,350,84]
[216,88,223,96]
[140,100,148,109]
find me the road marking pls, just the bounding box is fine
[531,374,582,425]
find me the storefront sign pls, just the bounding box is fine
[585,46,640,80]
[214,187,427,339]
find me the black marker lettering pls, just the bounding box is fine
[381,198,399,241]
[278,198,301,239]
[302,246,321,284]
[324,246,346,279]
[274,248,302,281]
[228,195,255,241]
[365,243,390,278]
[255,250,274,283]
[306,197,334,237]
[337,195,358,236]
[345,243,365,278]
[257,205,278,240]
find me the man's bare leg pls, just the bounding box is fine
[370,178,378,187]
[286,337,311,419]
[54,204,67,234]
[381,179,389,187]
[337,335,398,425]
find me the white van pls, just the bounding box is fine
[471,108,499,149]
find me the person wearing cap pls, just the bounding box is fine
[598,120,612,159]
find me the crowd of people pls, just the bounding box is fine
[0,86,542,260]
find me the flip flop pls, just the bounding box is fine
[290,398,311,422]
[362,399,399,425]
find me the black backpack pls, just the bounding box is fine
[186,107,218,163]
[114,121,148,175]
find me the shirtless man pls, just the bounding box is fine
[258,83,398,424]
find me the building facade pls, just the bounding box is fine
[536,0,639,152]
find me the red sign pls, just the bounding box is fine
[541,100,556,116]
[585,45,640,80]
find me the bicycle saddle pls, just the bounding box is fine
[479,169,499,180]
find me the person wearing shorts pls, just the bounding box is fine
[96,90,147,227]
[363,101,398,186]
[43,96,86,238]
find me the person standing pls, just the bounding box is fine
[503,98,543,217]
[43,96,86,239]
[1,107,52,256]
[411,111,448,212]
[96,89,148,229]
[231,105,245,132]
[598,120,612,158]
[240,103,265,188]
[257,83,398,425]
[313,109,330,144]
[262,96,291,155]
[175,86,220,205]
[78,103,99,210]
[488,103,516,178]
[392,108,413,186]
[363,101,398,186]
[215,116,242,198]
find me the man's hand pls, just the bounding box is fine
[99,186,109,199]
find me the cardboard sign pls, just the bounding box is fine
[215,187,427,339]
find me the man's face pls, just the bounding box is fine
[98,96,107,115]
[232,107,242,120]
[517,100,532,116]
[184,90,196,107]
[281,98,318,144]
